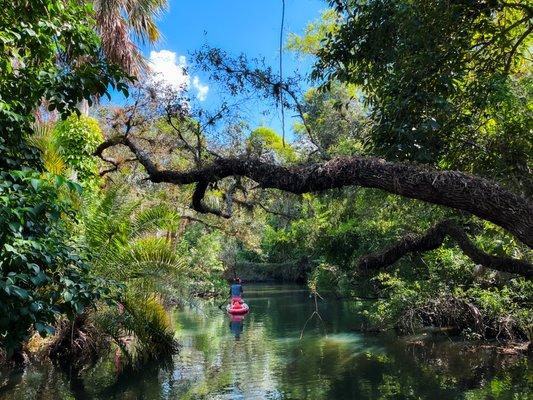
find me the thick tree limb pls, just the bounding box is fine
[358,220,532,278]
[96,136,533,247]
[191,181,230,218]
[94,135,126,155]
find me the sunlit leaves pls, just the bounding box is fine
[314,0,532,165]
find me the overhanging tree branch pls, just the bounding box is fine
[96,136,533,248]
[357,220,532,278]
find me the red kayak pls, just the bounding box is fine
[227,301,249,315]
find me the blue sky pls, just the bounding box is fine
[139,0,328,139]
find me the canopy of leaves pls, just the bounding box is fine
[314,0,532,169]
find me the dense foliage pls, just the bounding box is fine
[0,0,127,355]
[252,0,533,339]
[315,0,532,172]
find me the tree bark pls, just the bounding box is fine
[95,137,533,248]
[358,220,532,278]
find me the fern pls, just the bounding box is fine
[79,188,184,365]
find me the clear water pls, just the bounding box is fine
[0,284,531,399]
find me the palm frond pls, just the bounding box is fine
[28,123,67,175]
[108,238,185,282]
[94,0,168,75]
[82,187,138,251]
[131,204,181,237]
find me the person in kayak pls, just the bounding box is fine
[230,277,244,305]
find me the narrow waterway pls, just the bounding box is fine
[0,284,530,399]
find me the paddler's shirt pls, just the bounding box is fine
[230,284,243,296]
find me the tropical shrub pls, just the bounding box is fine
[92,295,177,366]
[0,171,111,354]
[53,114,104,187]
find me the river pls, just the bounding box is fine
[0,284,530,399]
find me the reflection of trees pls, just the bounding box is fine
[168,306,285,399]
[0,360,87,400]
[332,339,532,400]
[399,340,531,395]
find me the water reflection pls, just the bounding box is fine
[0,284,530,399]
[229,315,245,340]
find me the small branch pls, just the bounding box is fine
[98,156,137,177]
[180,215,224,231]
[231,197,295,219]
[300,291,326,339]
[166,116,199,162]
[471,16,529,53]
[504,24,533,74]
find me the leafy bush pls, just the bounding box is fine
[53,114,103,187]
[0,170,111,354]
[247,127,296,163]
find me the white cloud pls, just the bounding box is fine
[192,76,209,101]
[148,50,209,101]
[149,50,189,91]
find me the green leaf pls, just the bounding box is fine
[8,222,21,233]
[35,322,55,336]
[12,286,30,300]
[30,178,41,191]
[54,175,66,187]
[29,203,46,217]
[74,302,84,314]
[28,263,40,273]
[66,181,82,194]
[30,272,48,286]
[63,291,73,302]
[4,244,17,253]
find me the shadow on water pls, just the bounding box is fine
[0,284,531,399]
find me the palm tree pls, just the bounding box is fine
[94,0,168,76]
